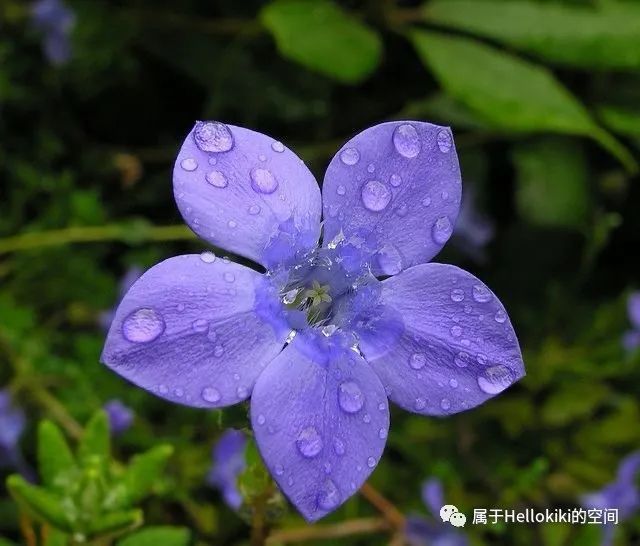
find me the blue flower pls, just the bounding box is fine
[103,399,134,436]
[101,121,525,520]
[451,185,494,263]
[0,389,32,480]
[30,0,75,66]
[406,478,468,546]
[622,292,640,353]
[582,451,640,546]
[207,429,247,510]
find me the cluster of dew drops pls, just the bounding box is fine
[334,123,455,247]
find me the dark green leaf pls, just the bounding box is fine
[86,509,143,540]
[6,476,72,532]
[119,445,173,506]
[541,383,610,426]
[43,528,69,546]
[597,104,640,137]
[513,137,590,229]
[424,0,640,70]
[409,31,636,171]
[37,421,77,492]
[261,0,382,83]
[117,526,191,546]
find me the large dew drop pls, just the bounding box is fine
[122,308,164,343]
[340,147,360,166]
[296,426,323,458]
[392,124,421,158]
[338,381,365,413]
[477,365,513,394]
[409,352,427,370]
[202,386,221,403]
[250,167,278,194]
[472,284,492,303]
[193,121,234,153]
[361,180,392,212]
[437,129,452,153]
[431,216,453,244]
[206,170,228,188]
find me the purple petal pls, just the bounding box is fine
[451,186,494,263]
[31,0,75,65]
[103,399,134,436]
[173,123,321,269]
[250,332,389,521]
[101,254,289,408]
[627,292,640,330]
[422,478,444,516]
[405,516,469,546]
[353,263,525,416]
[0,390,26,451]
[207,429,247,510]
[616,451,640,484]
[322,121,461,275]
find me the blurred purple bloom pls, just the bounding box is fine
[99,267,143,331]
[451,186,494,262]
[0,389,30,478]
[622,292,640,353]
[101,121,525,520]
[582,451,640,546]
[207,429,247,510]
[103,399,134,436]
[30,0,75,65]
[406,479,468,546]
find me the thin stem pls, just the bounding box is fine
[19,514,37,546]
[250,494,269,546]
[266,517,388,544]
[360,483,406,529]
[0,224,194,254]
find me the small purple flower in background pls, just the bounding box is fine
[99,267,143,332]
[103,399,134,436]
[101,120,525,520]
[30,0,75,66]
[622,292,640,353]
[406,478,468,546]
[451,186,494,263]
[581,451,640,546]
[0,389,33,480]
[207,429,247,510]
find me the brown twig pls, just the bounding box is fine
[266,517,388,545]
[19,514,37,546]
[360,483,406,529]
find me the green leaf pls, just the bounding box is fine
[238,438,271,502]
[261,0,382,84]
[43,528,69,546]
[597,104,640,137]
[409,31,636,171]
[0,539,19,546]
[6,475,73,532]
[541,382,610,426]
[117,526,191,546]
[512,137,590,229]
[119,445,173,506]
[424,0,640,70]
[78,410,110,463]
[86,509,143,540]
[37,421,77,492]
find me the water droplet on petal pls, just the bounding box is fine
[337,185,346,196]
[275,464,284,475]
[415,398,426,411]
[205,170,228,188]
[317,480,340,510]
[454,351,470,367]
[432,216,453,244]
[192,318,208,333]
[441,398,451,410]
[271,140,285,153]
[363,413,371,423]
[123,308,164,343]
[180,158,198,172]
[340,147,360,166]
[377,244,403,275]
[450,288,465,302]
[389,174,402,187]
[224,272,235,283]
[227,220,237,229]
[449,379,458,388]
[367,456,376,468]
[236,386,248,398]
[361,180,391,212]
[258,154,266,162]
[333,438,346,456]
[393,124,421,158]
[296,426,323,458]
[477,365,514,394]
[202,387,221,403]
[338,381,365,413]
[250,167,278,194]
[477,353,487,366]
[378,402,386,411]
[422,196,432,207]
[378,428,387,439]
[200,251,216,263]
[472,284,492,303]
[367,163,375,173]
[409,352,426,370]
[214,345,224,357]
[395,204,408,217]
[248,204,261,215]
[437,129,452,153]
[494,310,507,323]
[193,121,233,153]
[257,414,266,425]
[450,325,462,337]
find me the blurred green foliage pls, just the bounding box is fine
[1,0,639,545]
